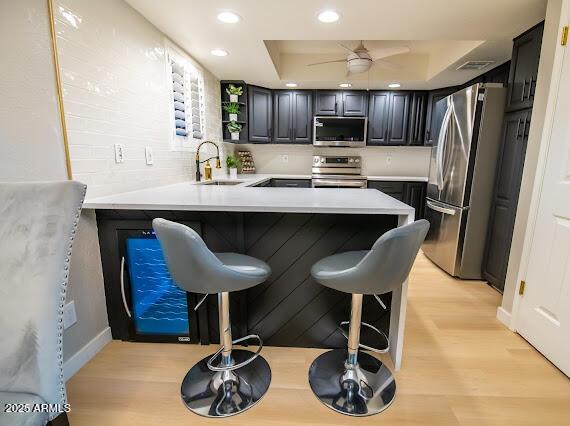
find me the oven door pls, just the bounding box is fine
[312,178,367,188]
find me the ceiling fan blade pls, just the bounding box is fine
[338,43,356,54]
[307,58,347,67]
[371,59,400,70]
[369,46,410,61]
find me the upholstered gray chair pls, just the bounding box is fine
[309,219,429,417]
[0,181,86,426]
[153,218,272,418]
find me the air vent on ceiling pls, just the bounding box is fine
[456,60,495,70]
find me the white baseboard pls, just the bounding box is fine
[496,306,513,329]
[63,327,112,381]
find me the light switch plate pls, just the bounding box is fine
[145,146,154,165]
[114,144,124,163]
[63,301,77,330]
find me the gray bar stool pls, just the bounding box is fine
[309,219,429,416]
[153,218,272,418]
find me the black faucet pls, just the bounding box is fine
[195,141,221,182]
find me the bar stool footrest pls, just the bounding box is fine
[338,321,389,354]
[207,334,264,371]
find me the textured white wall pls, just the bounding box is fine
[231,144,431,177]
[55,0,223,198]
[0,0,68,182]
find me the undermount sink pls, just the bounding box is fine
[198,180,243,186]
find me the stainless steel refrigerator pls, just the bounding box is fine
[422,83,506,279]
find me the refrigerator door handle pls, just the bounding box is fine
[426,200,456,216]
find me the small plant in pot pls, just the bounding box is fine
[223,101,240,121]
[226,154,241,179]
[227,121,242,141]
[226,84,243,102]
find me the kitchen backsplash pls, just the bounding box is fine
[230,144,431,177]
[56,0,223,198]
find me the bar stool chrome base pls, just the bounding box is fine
[181,349,271,418]
[308,349,396,417]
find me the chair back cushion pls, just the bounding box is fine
[0,181,85,418]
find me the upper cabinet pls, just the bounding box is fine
[248,85,273,143]
[408,92,428,146]
[506,23,544,112]
[314,90,367,117]
[273,90,313,144]
[314,90,342,116]
[424,87,457,146]
[342,91,368,116]
[367,91,411,145]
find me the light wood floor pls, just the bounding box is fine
[67,253,570,425]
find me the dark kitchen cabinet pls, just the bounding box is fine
[482,110,532,291]
[248,85,273,143]
[342,91,368,116]
[506,23,544,112]
[424,87,457,146]
[404,182,427,219]
[367,91,410,146]
[408,92,428,146]
[368,180,427,219]
[314,90,342,116]
[270,178,312,188]
[273,90,312,144]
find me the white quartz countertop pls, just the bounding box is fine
[84,174,414,215]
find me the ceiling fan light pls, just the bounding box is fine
[211,48,229,57]
[317,10,340,23]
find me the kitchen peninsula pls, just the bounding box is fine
[85,177,415,369]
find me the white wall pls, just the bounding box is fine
[0,0,68,182]
[500,0,564,317]
[230,144,432,177]
[55,0,223,199]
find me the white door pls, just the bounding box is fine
[517,27,570,376]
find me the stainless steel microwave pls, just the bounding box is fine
[313,116,367,147]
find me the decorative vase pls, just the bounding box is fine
[229,113,238,121]
[231,132,240,141]
[229,94,238,102]
[229,167,238,179]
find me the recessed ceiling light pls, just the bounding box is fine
[211,48,228,57]
[317,10,340,23]
[339,83,352,88]
[217,11,240,24]
[388,83,401,88]
[285,82,298,88]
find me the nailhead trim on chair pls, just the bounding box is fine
[51,184,86,420]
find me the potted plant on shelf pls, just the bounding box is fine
[227,121,242,141]
[226,84,243,102]
[223,102,240,121]
[226,154,240,179]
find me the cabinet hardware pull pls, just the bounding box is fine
[521,79,527,101]
[194,294,208,311]
[517,118,523,138]
[120,256,132,318]
[562,26,568,46]
[529,77,537,98]
[524,118,531,137]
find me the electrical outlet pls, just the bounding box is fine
[63,301,77,330]
[114,144,124,163]
[145,146,154,165]
[281,154,289,163]
[386,153,392,166]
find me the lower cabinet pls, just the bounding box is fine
[482,109,532,292]
[368,180,426,219]
[254,178,312,188]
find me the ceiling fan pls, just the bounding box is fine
[308,41,410,75]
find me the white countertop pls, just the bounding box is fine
[84,174,415,215]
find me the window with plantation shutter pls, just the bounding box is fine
[167,46,206,148]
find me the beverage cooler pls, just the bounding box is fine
[99,221,204,344]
